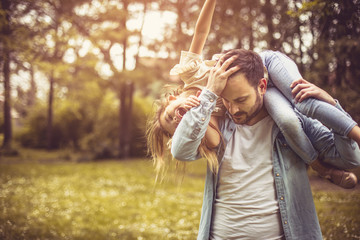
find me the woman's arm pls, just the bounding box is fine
[188,0,216,54]
[205,116,221,149]
[183,94,221,149]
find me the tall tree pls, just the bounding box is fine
[73,0,156,158]
[0,0,35,152]
[0,0,12,151]
[29,0,89,149]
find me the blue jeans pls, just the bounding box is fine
[260,51,357,164]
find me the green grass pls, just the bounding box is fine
[0,159,206,240]
[0,158,359,239]
[314,191,360,240]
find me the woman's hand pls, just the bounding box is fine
[184,95,200,110]
[290,78,336,106]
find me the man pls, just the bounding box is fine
[171,49,360,240]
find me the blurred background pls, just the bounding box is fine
[1,0,360,157]
[1,0,360,239]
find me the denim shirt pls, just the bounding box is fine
[171,89,360,238]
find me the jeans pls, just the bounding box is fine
[260,50,357,164]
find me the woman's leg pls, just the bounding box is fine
[262,50,357,136]
[264,87,318,164]
[265,88,358,189]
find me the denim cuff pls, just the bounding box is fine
[334,99,358,135]
[198,88,218,111]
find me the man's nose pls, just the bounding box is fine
[229,104,238,115]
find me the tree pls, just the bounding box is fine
[0,0,36,153]
[295,0,360,122]
[27,0,90,149]
[72,0,157,158]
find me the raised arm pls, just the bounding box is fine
[188,0,216,54]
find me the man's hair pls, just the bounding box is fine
[222,49,264,88]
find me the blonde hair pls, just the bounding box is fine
[146,88,219,182]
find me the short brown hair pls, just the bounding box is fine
[222,49,264,88]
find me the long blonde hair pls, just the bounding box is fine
[146,87,219,182]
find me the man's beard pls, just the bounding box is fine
[231,93,263,125]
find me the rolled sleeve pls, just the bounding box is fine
[171,89,218,161]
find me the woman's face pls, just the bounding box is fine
[159,95,188,136]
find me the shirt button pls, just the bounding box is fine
[284,221,288,224]
[276,173,280,177]
[280,196,284,200]
[201,117,205,121]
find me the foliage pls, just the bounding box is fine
[15,103,57,148]
[314,191,360,240]
[2,0,360,155]
[15,91,152,158]
[0,159,359,239]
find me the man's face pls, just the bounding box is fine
[221,73,267,125]
[159,94,188,135]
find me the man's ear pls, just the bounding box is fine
[258,78,267,96]
[168,95,177,101]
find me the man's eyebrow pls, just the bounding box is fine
[234,96,248,101]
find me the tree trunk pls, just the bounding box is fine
[2,49,12,150]
[122,0,129,71]
[134,1,147,69]
[27,64,37,106]
[1,0,12,151]
[123,81,134,158]
[263,0,276,49]
[119,82,127,158]
[47,72,54,149]
[118,81,134,159]
[294,0,304,73]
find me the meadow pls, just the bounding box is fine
[0,152,359,239]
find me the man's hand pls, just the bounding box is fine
[290,78,336,106]
[206,55,240,96]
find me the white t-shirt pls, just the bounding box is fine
[210,116,284,240]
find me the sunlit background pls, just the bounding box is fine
[1,0,360,239]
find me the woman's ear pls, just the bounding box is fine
[168,95,177,101]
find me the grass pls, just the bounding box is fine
[0,156,359,239]
[0,159,206,240]
[314,191,360,240]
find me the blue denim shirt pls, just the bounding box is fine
[171,90,360,239]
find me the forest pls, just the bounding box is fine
[1,0,360,158]
[1,1,360,239]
